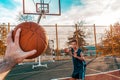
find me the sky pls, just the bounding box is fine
[0,0,120,25]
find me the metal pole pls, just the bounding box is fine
[93,24,98,57]
[37,0,44,24]
[55,24,59,60]
[23,0,25,14]
[37,15,42,24]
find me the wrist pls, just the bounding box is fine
[75,56,78,58]
[4,57,17,68]
[0,57,17,72]
[0,58,17,80]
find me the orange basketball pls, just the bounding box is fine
[12,22,48,59]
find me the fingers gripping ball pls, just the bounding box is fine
[12,22,48,59]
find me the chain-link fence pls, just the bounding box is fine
[0,23,120,60]
[1,23,119,80]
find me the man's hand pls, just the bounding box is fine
[0,28,37,80]
[5,28,37,64]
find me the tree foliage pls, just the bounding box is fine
[68,22,87,50]
[17,12,35,22]
[97,23,120,56]
[0,40,6,55]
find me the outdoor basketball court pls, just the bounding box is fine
[5,56,120,80]
[1,0,120,80]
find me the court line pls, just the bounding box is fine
[51,77,71,80]
[51,69,120,80]
[86,68,120,79]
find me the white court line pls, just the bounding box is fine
[51,69,120,80]
[86,68,120,76]
[51,77,70,80]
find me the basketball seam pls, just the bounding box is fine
[36,29,48,45]
[23,32,35,51]
[37,37,46,53]
[14,22,48,59]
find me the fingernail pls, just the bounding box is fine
[18,28,21,31]
[34,50,37,53]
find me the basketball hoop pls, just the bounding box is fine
[36,0,48,23]
[23,0,61,23]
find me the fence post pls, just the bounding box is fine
[93,24,98,57]
[8,23,10,32]
[55,24,59,60]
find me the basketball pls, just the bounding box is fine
[12,22,48,59]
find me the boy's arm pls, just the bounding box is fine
[73,52,85,61]
[64,48,73,56]
[69,51,73,56]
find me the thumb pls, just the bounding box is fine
[22,50,37,59]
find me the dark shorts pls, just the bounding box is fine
[72,62,86,79]
[72,72,82,79]
[72,71,85,79]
